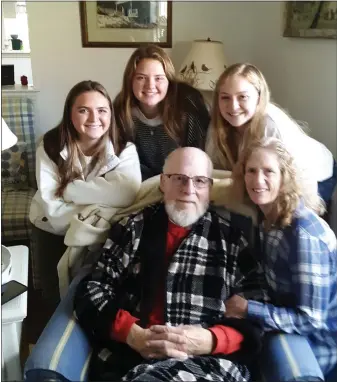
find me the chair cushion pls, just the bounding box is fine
[24,270,92,382]
[2,96,37,188]
[1,188,36,242]
[259,333,324,382]
[1,141,29,190]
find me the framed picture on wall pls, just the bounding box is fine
[79,1,172,48]
[283,1,337,39]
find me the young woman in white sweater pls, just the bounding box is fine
[29,80,141,305]
[206,63,336,214]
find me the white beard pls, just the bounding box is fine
[165,201,208,227]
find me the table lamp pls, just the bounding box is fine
[178,38,227,106]
[1,118,18,286]
[2,117,17,151]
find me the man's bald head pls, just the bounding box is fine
[163,147,213,177]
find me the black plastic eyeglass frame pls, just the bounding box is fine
[164,173,213,188]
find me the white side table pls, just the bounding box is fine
[1,245,29,381]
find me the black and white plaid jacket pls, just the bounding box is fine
[74,203,268,381]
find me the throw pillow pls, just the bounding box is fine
[1,141,29,190]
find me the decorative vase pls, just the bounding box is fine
[21,75,28,86]
[11,38,22,51]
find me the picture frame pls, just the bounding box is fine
[283,1,337,39]
[79,1,172,48]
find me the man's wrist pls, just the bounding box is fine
[201,329,215,355]
[208,329,217,354]
[126,323,144,351]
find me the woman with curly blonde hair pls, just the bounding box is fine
[114,44,210,180]
[225,137,337,378]
[206,63,336,213]
[231,137,305,228]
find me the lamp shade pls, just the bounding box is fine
[1,118,17,151]
[179,39,227,91]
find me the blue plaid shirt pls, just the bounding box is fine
[247,205,337,375]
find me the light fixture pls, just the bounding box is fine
[2,117,18,151]
[179,38,227,91]
[1,117,17,286]
[2,246,12,286]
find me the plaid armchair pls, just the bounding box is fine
[1,95,37,243]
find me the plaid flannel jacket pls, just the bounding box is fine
[248,205,337,375]
[74,204,267,378]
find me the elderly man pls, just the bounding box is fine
[74,147,266,382]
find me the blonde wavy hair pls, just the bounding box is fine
[232,137,309,229]
[209,63,271,169]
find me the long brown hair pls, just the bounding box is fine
[113,44,205,144]
[210,63,270,169]
[43,80,126,197]
[232,137,324,228]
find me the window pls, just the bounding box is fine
[2,1,30,52]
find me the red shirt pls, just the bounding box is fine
[111,220,243,355]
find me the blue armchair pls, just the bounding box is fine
[24,271,336,382]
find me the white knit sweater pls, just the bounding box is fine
[29,141,141,235]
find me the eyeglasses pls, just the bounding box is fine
[164,174,213,189]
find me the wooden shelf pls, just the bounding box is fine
[1,85,38,94]
[2,51,31,58]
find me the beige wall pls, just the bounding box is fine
[27,1,336,156]
[242,2,337,157]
